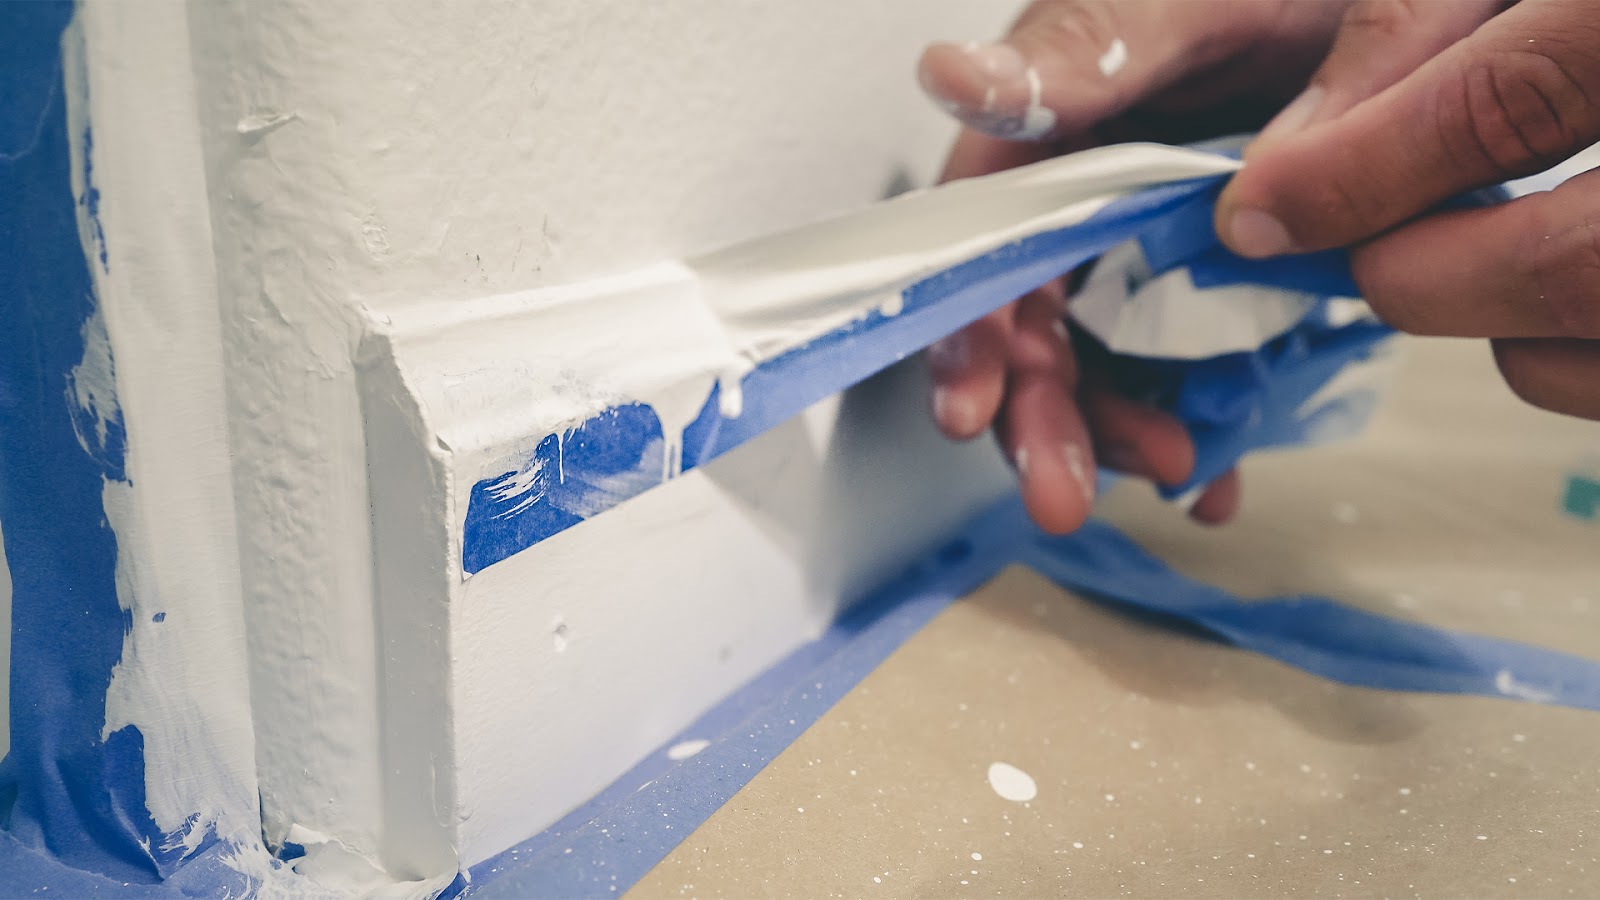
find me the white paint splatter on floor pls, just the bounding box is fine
[988,761,1038,802]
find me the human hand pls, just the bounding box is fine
[1217,0,1600,421]
[917,0,1356,533]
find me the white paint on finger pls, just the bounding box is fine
[1063,442,1094,504]
[1014,68,1058,141]
[1097,38,1128,78]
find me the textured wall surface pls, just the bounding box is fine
[4,1,1033,883]
[177,0,1038,873]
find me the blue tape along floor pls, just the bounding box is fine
[463,492,1600,898]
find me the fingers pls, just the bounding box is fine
[930,297,1246,531]
[1493,337,1600,420]
[1249,0,1502,155]
[1080,387,1194,487]
[928,309,1013,440]
[917,0,1160,142]
[1219,0,1600,259]
[929,293,1237,532]
[1351,167,1600,339]
[916,0,1269,142]
[997,289,1097,534]
[1082,386,1239,525]
[1002,369,1097,534]
[927,126,1051,441]
[1188,469,1242,525]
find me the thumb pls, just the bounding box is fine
[1218,0,1600,258]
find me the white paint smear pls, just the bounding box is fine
[1064,442,1093,502]
[62,8,268,873]
[667,739,711,761]
[1015,67,1057,140]
[987,761,1037,802]
[1097,38,1128,78]
[1495,669,1554,703]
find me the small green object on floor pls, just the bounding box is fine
[1562,475,1600,521]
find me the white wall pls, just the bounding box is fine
[188,2,1021,304]
[68,0,1028,885]
[45,3,1600,888]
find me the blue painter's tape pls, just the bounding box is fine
[461,174,1227,574]
[691,177,1220,463]
[1024,518,1600,708]
[1159,318,1395,497]
[1136,185,1362,299]
[463,496,1600,898]
[1130,183,1511,499]
[462,158,1497,574]
[463,403,668,575]
[0,2,218,889]
[458,503,1030,899]
[1125,185,1384,499]
[1159,181,1505,300]
[0,829,256,898]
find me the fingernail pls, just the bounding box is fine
[1226,208,1296,259]
[1254,85,1324,148]
[961,41,1027,82]
[932,386,978,434]
[920,40,1055,141]
[926,333,971,375]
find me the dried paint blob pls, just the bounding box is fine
[1097,38,1128,78]
[666,739,710,761]
[987,761,1037,802]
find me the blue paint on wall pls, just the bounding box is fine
[0,1,199,886]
